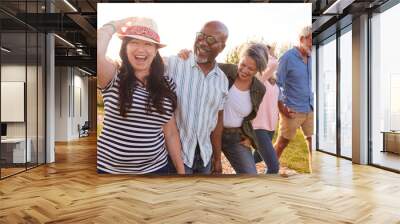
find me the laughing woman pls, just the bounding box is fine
[97,17,185,174]
[219,43,268,174]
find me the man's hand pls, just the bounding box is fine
[212,157,222,174]
[211,110,224,174]
[278,101,295,119]
[178,49,192,60]
[284,107,296,119]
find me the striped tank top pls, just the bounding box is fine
[97,75,175,174]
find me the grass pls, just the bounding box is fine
[97,106,104,137]
[276,129,310,173]
[97,105,309,173]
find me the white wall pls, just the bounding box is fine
[1,64,45,164]
[55,66,69,141]
[1,65,27,138]
[54,67,89,141]
[72,73,89,138]
[1,65,26,81]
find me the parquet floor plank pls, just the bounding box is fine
[1,135,399,223]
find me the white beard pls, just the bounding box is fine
[300,44,311,56]
[194,54,208,64]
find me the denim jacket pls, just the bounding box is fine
[218,63,266,150]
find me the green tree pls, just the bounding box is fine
[97,89,104,107]
[225,38,268,64]
[224,40,294,65]
[225,45,241,65]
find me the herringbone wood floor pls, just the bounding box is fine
[1,135,400,223]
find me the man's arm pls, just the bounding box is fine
[276,55,294,118]
[278,100,294,118]
[211,110,224,174]
[276,55,287,103]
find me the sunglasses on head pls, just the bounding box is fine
[196,32,219,45]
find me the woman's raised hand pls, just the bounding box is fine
[110,17,138,34]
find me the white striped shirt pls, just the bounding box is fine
[97,75,175,174]
[167,54,228,168]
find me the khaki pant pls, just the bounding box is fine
[278,111,314,140]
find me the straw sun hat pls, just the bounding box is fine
[117,17,166,48]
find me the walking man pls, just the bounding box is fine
[274,26,314,173]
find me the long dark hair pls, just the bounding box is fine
[118,37,177,117]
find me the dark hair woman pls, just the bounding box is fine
[97,17,184,174]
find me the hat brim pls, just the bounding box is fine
[117,34,166,48]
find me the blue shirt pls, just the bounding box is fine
[276,47,313,113]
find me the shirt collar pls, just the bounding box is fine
[293,47,310,61]
[190,53,219,77]
[189,53,197,68]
